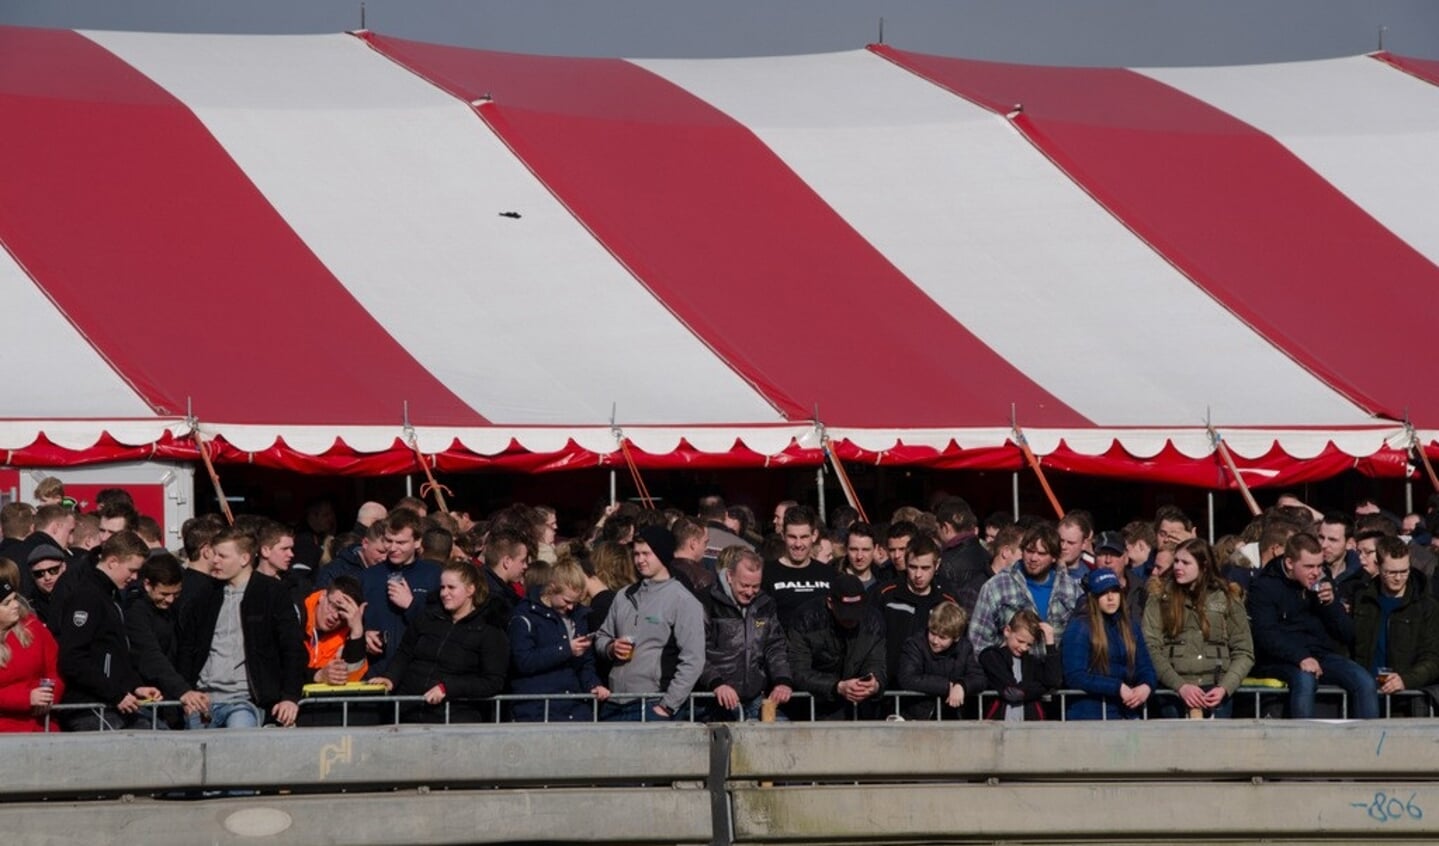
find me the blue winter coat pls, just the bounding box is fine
[1061,611,1157,720]
[1246,557,1354,670]
[507,591,602,722]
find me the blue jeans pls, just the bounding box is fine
[1153,685,1236,720]
[706,694,790,723]
[601,697,686,722]
[1270,656,1380,719]
[186,698,264,730]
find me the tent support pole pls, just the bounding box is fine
[1207,491,1216,543]
[405,475,413,497]
[1407,479,1414,515]
[1208,424,1261,517]
[816,468,826,519]
[1012,472,1020,520]
[610,470,617,507]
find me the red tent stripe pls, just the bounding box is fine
[1374,52,1439,87]
[0,27,484,426]
[874,44,1439,425]
[365,33,1086,429]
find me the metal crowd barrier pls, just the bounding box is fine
[41,700,182,731]
[36,687,1434,730]
[295,690,822,725]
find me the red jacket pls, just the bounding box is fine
[0,616,65,732]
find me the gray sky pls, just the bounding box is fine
[2,1,1436,65]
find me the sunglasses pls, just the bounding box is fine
[32,564,64,578]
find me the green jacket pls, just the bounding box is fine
[1142,582,1254,694]
[1352,579,1439,689]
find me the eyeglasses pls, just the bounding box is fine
[32,565,63,578]
[1382,569,1411,578]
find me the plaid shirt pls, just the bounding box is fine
[968,563,1083,655]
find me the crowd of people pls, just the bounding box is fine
[2,478,1437,732]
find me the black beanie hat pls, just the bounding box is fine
[636,525,676,567]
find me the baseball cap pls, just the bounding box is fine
[828,573,868,626]
[1094,531,1125,555]
[1084,568,1123,596]
[27,545,67,567]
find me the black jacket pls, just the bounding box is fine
[177,572,307,711]
[897,631,987,720]
[878,582,959,686]
[383,604,508,722]
[785,596,886,714]
[1247,558,1354,670]
[699,581,792,701]
[1353,572,1439,689]
[979,643,1062,721]
[125,593,190,699]
[55,566,144,706]
[314,543,365,589]
[171,567,218,628]
[939,534,991,612]
[479,568,521,630]
[14,530,80,598]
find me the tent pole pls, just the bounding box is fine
[1207,491,1215,544]
[1406,479,1414,515]
[1012,472,1020,520]
[405,475,413,497]
[610,470,617,507]
[816,467,826,520]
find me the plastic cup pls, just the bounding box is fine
[613,636,635,662]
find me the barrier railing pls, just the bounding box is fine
[41,700,181,732]
[37,686,1432,730]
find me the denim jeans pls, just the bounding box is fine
[186,698,264,730]
[1153,685,1236,719]
[600,697,686,722]
[62,706,161,732]
[1269,655,1380,719]
[706,693,790,723]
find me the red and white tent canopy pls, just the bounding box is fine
[3,26,1438,484]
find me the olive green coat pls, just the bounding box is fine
[1142,582,1255,694]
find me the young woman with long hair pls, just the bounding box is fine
[1061,568,1156,720]
[1142,537,1254,718]
[0,582,64,732]
[369,561,508,723]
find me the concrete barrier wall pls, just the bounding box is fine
[6,721,1439,843]
[5,724,711,796]
[2,788,712,846]
[726,720,1439,779]
[733,782,1437,841]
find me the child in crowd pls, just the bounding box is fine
[980,608,1061,720]
[1062,569,1156,720]
[896,600,986,720]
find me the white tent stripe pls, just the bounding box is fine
[0,244,155,421]
[82,30,785,427]
[634,50,1373,429]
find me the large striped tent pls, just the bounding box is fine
[4,25,1439,486]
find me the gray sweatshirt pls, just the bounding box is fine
[595,576,706,714]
